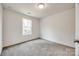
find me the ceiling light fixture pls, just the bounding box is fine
[37,3,45,9]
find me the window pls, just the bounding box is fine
[22,18,32,35]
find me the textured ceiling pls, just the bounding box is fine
[3,3,75,19]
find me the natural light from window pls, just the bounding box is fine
[22,18,32,35]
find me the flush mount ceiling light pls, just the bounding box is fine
[36,3,46,9]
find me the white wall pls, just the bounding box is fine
[75,3,79,56]
[75,4,79,40]
[40,8,75,47]
[0,4,3,54]
[3,8,40,47]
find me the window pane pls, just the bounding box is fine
[22,18,32,35]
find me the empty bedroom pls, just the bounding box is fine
[0,3,75,56]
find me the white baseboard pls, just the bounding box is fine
[41,37,75,48]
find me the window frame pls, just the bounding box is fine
[22,18,32,36]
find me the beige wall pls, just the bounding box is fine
[40,8,75,47]
[3,8,40,47]
[0,4,3,54]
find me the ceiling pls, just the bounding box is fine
[3,3,75,19]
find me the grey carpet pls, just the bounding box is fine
[1,39,75,56]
